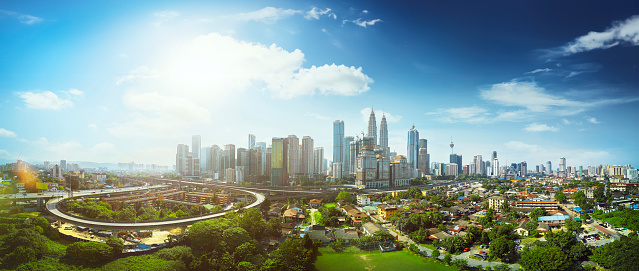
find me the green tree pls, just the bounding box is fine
[564,219,582,233]
[519,246,572,271]
[489,236,515,261]
[529,207,547,220]
[154,246,194,267]
[373,229,395,242]
[443,253,452,265]
[1,246,36,269]
[106,236,124,256]
[431,249,441,259]
[573,191,587,207]
[525,219,539,235]
[188,218,235,253]
[66,241,113,262]
[452,258,469,270]
[335,191,353,203]
[554,191,567,203]
[590,237,639,271]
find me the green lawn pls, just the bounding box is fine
[324,203,337,209]
[314,247,458,271]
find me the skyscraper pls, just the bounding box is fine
[491,151,497,161]
[333,120,344,167]
[547,161,552,175]
[407,125,419,169]
[256,142,267,175]
[379,114,388,156]
[473,155,483,175]
[287,135,299,176]
[176,144,189,175]
[492,158,500,177]
[559,157,566,174]
[367,109,377,147]
[192,135,201,176]
[224,144,235,171]
[450,154,462,175]
[248,134,256,150]
[301,136,314,176]
[314,147,324,174]
[60,160,67,171]
[208,145,221,176]
[271,138,288,186]
[343,136,354,176]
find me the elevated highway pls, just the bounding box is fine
[45,182,265,230]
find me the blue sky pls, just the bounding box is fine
[1,1,638,170]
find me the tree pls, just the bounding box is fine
[431,249,440,259]
[590,237,639,271]
[564,219,582,233]
[441,236,468,254]
[525,219,539,235]
[335,191,353,203]
[373,229,395,242]
[443,253,452,265]
[264,238,311,271]
[188,218,235,253]
[573,191,587,207]
[452,258,469,270]
[330,238,346,252]
[154,246,194,267]
[106,236,124,256]
[493,264,512,271]
[470,194,482,202]
[529,207,547,220]
[489,236,515,261]
[554,191,567,203]
[66,241,113,262]
[1,246,36,269]
[519,246,572,271]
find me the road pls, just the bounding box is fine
[3,185,170,200]
[45,186,265,230]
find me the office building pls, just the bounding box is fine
[60,160,67,171]
[287,135,300,176]
[192,135,201,176]
[248,134,256,150]
[256,142,267,174]
[343,136,354,176]
[547,161,552,175]
[450,154,463,175]
[379,114,388,156]
[559,157,566,175]
[224,144,236,173]
[314,147,324,174]
[407,125,419,169]
[333,162,342,179]
[271,138,288,186]
[367,109,377,147]
[301,136,314,176]
[333,120,344,167]
[176,144,189,175]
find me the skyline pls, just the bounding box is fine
[1,1,639,168]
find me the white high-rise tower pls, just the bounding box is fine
[379,114,388,156]
[367,108,377,148]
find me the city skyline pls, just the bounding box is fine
[1,1,638,167]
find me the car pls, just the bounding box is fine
[479,251,487,255]
[463,247,470,252]
[64,226,73,230]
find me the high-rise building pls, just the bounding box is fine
[301,136,314,176]
[491,151,497,161]
[314,147,324,174]
[333,120,344,167]
[224,144,236,172]
[343,136,354,176]
[248,134,256,150]
[60,160,67,172]
[271,138,288,186]
[208,145,221,176]
[176,144,189,175]
[349,141,359,175]
[379,114,388,156]
[367,109,377,147]
[265,146,272,178]
[333,162,342,179]
[287,135,299,176]
[407,125,419,169]
[547,161,552,175]
[492,158,500,177]
[51,164,62,178]
[473,155,483,175]
[418,139,428,175]
[559,157,566,175]
[202,146,211,173]
[450,154,463,175]
[256,142,267,174]
[237,148,249,170]
[192,135,201,176]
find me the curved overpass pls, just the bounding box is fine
[46,187,265,230]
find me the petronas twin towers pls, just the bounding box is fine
[368,108,389,157]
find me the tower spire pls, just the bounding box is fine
[449,136,454,154]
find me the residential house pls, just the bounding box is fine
[488,196,507,211]
[357,194,371,206]
[378,204,398,221]
[429,231,453,241]
[347,208,367,223]
[309,199,322,209]
[334,228,359,243]
[283,208,305,223]
[362,222,383,236]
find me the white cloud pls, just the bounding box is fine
[525,68,552,74]
[480,81,582,112]
[351,18,382,28]
[562,15,639,55]
[116,66,160,85]
[360,108,402,123]
[524,123,558,132]
[0,128,17,138]
[18,14,43,25]
[153,10,180,27]
[154,10,180,19]
[164,33,372,99]
[0,10,43,25]
[236,7,302,23]
[427,106,491,123]
[504,141,540,153]
[88,124,98,130]
[305,7,332,20]
[362,10,369,14]
[18,91,73,110]
[586,117,600,124]
[65,88,84,96]
[306,113,329,121]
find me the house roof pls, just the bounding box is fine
[283,209,298,217]
[309,199,322,204]
[430,231,453,240]
[362,222,383,235]
[334,228,359,240]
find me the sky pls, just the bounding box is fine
[1,1,638,170]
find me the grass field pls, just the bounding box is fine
[324,203,337,209]
[313,247,458,271]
